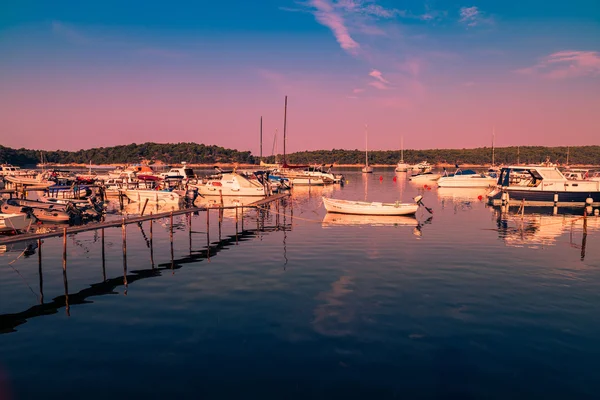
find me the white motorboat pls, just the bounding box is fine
[410,161,432,173]
[291,176,325,186]
[322,196,420,216]
[189,172,268,197]
[487,165,600,207]
[0,213,33,233]
[123,189,181,203]
[4,175,56,188]
[437,169,497,188]
[409,172,441,182]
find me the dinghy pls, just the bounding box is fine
[322,196,421,216]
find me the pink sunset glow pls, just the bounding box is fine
[1,4,599,154]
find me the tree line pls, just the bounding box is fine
[1,143,598,166]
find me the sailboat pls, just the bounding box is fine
[361,124,373,173]
[395,136,410,172]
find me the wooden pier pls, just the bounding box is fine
[0,193,289,245]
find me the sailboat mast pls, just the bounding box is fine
[365,124,368,166]
[566,146,570,166]
[492,127,495,166]
[260,116,263,159]
[401,136,404,162]
[283,96,287,165]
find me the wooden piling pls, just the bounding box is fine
[150,213,154,268]
[235,206,239,244]
[101,228,106,281]
[122,217,128,288]
[38,238,43,304]
[206,208,210,261]
[62,227,69,316]
[140,198,149,216]
[170,212,174,271]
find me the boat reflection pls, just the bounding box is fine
[0,240,38,256]
[194,195,259,219]
[322,213,419,227]
[494,209,600,257]
[437,187,490,202]
[292,184,334,198]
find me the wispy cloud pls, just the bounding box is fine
[368,69,389,83]
[353,88,365,93]
[309,0,360,55]
[51,21,90,44]
[368,81,388,90]
[459,6,493,27]
[516,50,600,79]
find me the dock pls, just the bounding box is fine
[0,193,290,245]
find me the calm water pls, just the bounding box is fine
[2,169,600,399]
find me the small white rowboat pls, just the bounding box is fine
[322,196,420,216]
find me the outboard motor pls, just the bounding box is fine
[185,188,199,205]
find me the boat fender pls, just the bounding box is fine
[586,197,593,205]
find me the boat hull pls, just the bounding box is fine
[437,177,496,188]
[0,213,32,233]
[124,190,180,203]
[323,197,419,216]
[488,188,600,207]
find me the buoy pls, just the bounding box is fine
[477,195,483,201]
[346,180,349,184]
[427,186,431,191]
[379,176,383,181]
[586,206,593,215]
[586,197,593,205]
[423,185,427,188]
[393,176,397,182]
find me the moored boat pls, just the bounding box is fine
[0,213,33,233]
[409,172,441,182]
[322,196,420,216]
[123,189,181,203]
[487,165,600,207]
[437,168,496,188]
[189,172,268,197]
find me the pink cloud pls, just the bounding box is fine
[369,69,389,83]
[309,0,360,55]
[353,88,365,93]
[516,50,600,79]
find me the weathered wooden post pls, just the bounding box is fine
[101,228,106,281]
[122,217,128,289]
[141,198,149,216]
[62,227,70,316]
[206,208,210,261]
[38,238,43,304]
[241,206,244,232]
[170,211,174,271]
[149,213,154,268]
[235,206,239,244]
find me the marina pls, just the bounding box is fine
[2,168,600,398]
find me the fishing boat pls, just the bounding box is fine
[487,165,600,207]
[322,196,420,216]
[189,172,268,197]
[437,168,497,188]
[361,124,373,173]
[0,213,33,233]
[395,137,410,172]
[123,188,181,203]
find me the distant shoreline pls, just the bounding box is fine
[36,162,599,169]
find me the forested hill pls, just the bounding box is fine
[1,142,599,166]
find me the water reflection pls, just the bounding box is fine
[495,209,599,254]
[0,222,290,334]
[313,275,355,337]
[322,213,419,227]
[437,187,490,202]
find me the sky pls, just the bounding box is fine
[0,1,599,154]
